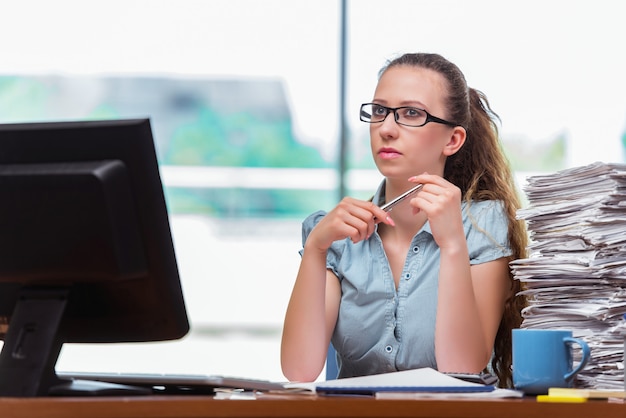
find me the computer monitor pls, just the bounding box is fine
[0,118,189,396]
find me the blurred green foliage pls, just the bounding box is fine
[503,134,567,173]
[163,108,328,168]
[0,75,336,217]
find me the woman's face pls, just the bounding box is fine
[369,65,457,182]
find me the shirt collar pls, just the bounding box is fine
[372,179,386,206]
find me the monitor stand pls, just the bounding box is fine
[0,288,150,397]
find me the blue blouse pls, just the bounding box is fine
[300,182,512,378]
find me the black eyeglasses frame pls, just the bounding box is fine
[359,103,458,128]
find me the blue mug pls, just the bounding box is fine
[512,329,590,395]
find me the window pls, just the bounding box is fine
[1,0,625,382]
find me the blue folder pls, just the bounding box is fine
[316,384,495,396]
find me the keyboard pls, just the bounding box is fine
[56,371,286,395]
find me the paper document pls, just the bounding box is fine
[375,388,523,399]
[285,368,495,395]
[548,387,625,399]
[512,162,626,390]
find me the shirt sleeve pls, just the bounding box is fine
[300,210,345,278]
[465,200,513,265]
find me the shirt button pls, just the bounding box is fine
[385,345,393,353]
[412,246,420,253]
[404,273,410,280]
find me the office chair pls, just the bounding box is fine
[326,343,339,380]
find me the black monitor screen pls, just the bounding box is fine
[0,118,189,396]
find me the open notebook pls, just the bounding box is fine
[285,368,498,396]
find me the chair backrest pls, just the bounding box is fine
[326,343,339,380]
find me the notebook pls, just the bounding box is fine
[286,368,495,396]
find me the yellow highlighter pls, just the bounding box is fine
[537,395,587,403]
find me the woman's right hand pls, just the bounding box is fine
[282,197,390,381]
[306,197,394,251]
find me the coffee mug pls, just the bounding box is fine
[512,329,590,395]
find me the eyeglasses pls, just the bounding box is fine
[359,103,457,128]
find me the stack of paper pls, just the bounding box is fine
[511,162,626,390]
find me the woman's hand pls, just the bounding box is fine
[282,197,391,382]
[407,173,465,252]
[306,197,394,252]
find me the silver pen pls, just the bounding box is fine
[380,183,423,212]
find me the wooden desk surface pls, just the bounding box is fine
[0,394,623,418]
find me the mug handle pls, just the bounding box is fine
[563,336,591,381]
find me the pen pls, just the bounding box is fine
[380,184,423,212]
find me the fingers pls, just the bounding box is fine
[339,199,391,242]
[408,172,447,188]
[407,173,461,217]
[325,198,393,245]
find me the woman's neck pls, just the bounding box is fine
[378,177,430,240]
[379,199,426,242]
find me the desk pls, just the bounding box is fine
[0,394,623,418]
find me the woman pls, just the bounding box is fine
[281,52,527,387]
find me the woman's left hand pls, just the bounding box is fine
[407,173,465,252]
